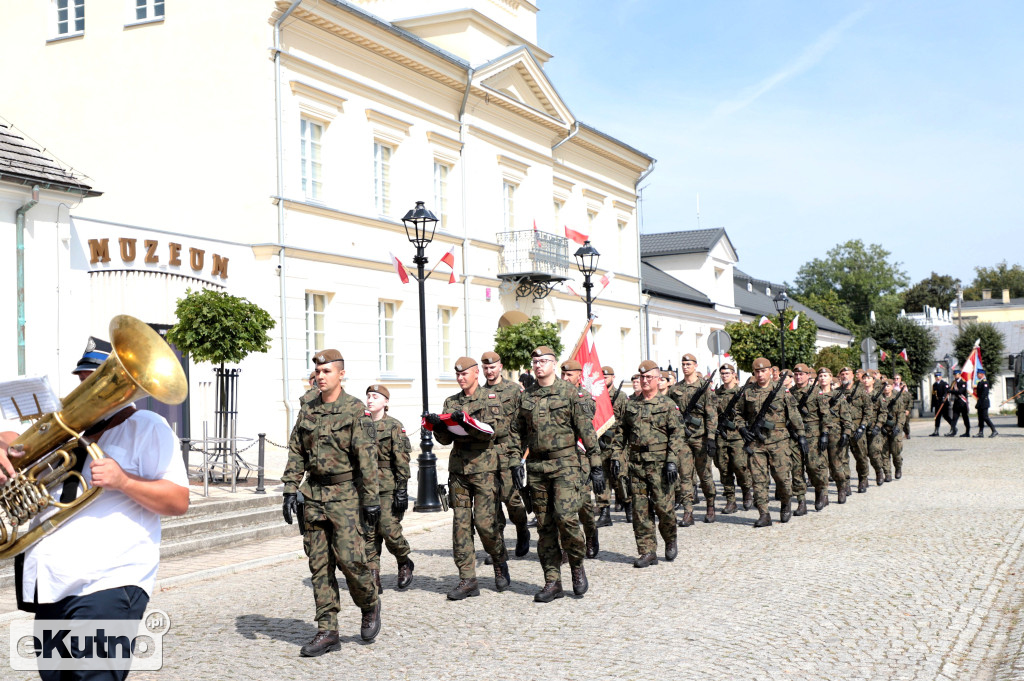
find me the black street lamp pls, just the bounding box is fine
[887,336,898,378]
[773,291,789,369]
[574,240,600,321]
[402,200,442,513]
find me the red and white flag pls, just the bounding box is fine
[880,350,888,362]
[599,271,615,289]
[565,225,589,245]
[758,315,773,327]
[428,245,458,284]
[789,312,799,331]
[566,283,581,298]
[569,321,615,437]
[899,348,909,362]
[389,252,410,284]
[421,411,494,438]
[960,340,984,396]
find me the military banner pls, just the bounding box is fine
[568,320,615,437]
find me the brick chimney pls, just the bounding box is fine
[982,289,992,300]
[1004,288,1011,304]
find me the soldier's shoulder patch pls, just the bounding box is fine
[488,393,497,399]
[578,391,585,397]
[673,404,680,410]
[364,410,371,417]
[401,428,406,433]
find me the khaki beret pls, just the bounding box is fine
[313,349,344,366]
[721,363,736,372]
[681,353,697,363]
[817,366,832,375]
[780,369,794,378]
[631,373,641,380]
[532,346,557,359]
[602,366,615,376]
[839,366,853,373]
[366,384,390,399]
[638,360,659,373]
[793,363,812,373]
[481,351,501,365]
[752,357,771,370]
[561,359,582,372]
[454,356,477,372]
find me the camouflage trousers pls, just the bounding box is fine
[302,493,377,630]
[528,464,585,583]
[675,439,715,512]
[880,432,903,475]
[867,434,885,478]
[714,437,750,502]
[365,491,411,571]
[578,480,596,540]
[629,459,677,555]
[823,432,849,489]
[849,431,878,480]
[749,439,791,515]
[789,436,829,496]
[449,471,508,580]
[496,465,529,534]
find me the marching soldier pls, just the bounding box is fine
[930,372,953,436]
[512,347,602,602]
[847,370,880,493]
[739,357,806,527]
[613,360,685,566]
[560,359,606,559]
[363,385,414,593]
[597,366,631,526]
[877,380,904,480]
[480,351,531,560]
[835,367,857,496]
[866,372,889,487]
[975,369,998,437]
[789,364,831,513]
[282,349,382,651]
[948,372,971,437]
[666,353,718,525]
[630,373,643,400]
[894,374,912,440]
[428,357,512,600]
[817,367,851,504]
[714,363,752,513]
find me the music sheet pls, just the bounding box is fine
[0,376,62,421]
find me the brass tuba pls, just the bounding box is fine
[0,315,188,558]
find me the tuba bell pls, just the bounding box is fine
[0,315,188,559]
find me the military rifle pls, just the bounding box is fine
[716,382,750,439]
[791,375,819,472]
[738,379,786,455]
[679,369,718,437]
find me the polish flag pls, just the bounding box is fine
[758,316,772,327]
[960,340,984,396]
[389,252,410,284]
[789,312,799,331]
[565,225,589,245]
[599,271,615,289]
[439,246,457,284]
[899,348,909,362]
[566,283,581,298]
[880,350,888,362]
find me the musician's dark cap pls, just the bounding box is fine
[977,368,986,374]
[481,351,501,365]
[454,356,477,372]
[934,371,942,376]
[602,366,615,376]
[752,357,771,370]
[532,346,557,359]
[73,337,112,374]
[638,360,659,373]
[561,360,582,372]
[366,384,390,399]
[313,349,344,367]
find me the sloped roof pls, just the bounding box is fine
[641,228,727,257]
[0,124,98,195]
[931,321,1024,366]
[732,270,851,336]
[641,262,712,306]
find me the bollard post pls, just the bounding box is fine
[256,433,266,494]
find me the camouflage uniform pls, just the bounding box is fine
[488,379,528,537]
[866,385,887,481]
[837,383,858,482]
[433,388,510,580]
[614,394,684,555]
[573,388,601,544]
[739,381,804,517]
[877,392,904,479]
[789,382,830,502]
[512,378,598,583]
[820,386,852,493]
[715,383,751,507]
[282,389,380,631]
[598,387,631,510]
[847,386,880,485]
[666,377,718,516]
[365,414,412,571]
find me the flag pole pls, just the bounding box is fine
[567,319,595,361]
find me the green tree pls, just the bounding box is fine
[493,316,563,374]
[952,322,1006,375]
[723,310,817,372]
[792,290,856,334]
[865,316,937,388]
[791,239,909,328]
[903,272,962,313]
[166,288,276,367]
[963,261,1024,300]
[813,345,860,376]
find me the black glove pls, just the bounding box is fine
[853,424,866,442]
[511,463,527,491]
[738,426,755,444]
[663,460,679,485]
[819,433,829,452]
[610,458,621,478]
[362,505,381,529]
[590,466,606,495]
[797,435,809,457]
[282,492,298,525]
[392,486,409,515]
[705,438,717,457]
[838,433,850,450]
[871,426,881,438]
[425,413,443,427]
[451,411,466,425]
[519,486,534,515]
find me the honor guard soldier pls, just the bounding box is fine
[511,347,601,602]
[667,353,718,525]
[817,367,852,503]
[930,372,953,435]
[480,350,531,560]
[560,359,606,559]
[598,366,631,525]
[948,372,971,436]
[715,363,752,513]
[282,349,382,652]
[975,369,998,437]
[739,357,807,527]
[613,360,685,566]
[428,357,512,600]
[363,385,414,593]
[789,364,831,514]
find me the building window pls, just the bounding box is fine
[587,210,598,231]
[132,0,164,22]
[55,0,85,36]
[438,307,453,372]
[305,293,326,369]
[300,118,323,201]
[379,300,396,373]
[433,162,449,229]
[503,181,516,231]
[374,142,392,215]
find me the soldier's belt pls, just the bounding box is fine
[630,443,668,453]
[309,472,359,485]
[456,441,491,453]
[528,445,578,461]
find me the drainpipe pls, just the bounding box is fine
[634,160,655,361]
[459,68,474,355]
[16,185,40,376]
[274,0,303,431]
[552,121,580,152]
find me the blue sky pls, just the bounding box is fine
[537,0,1024,290]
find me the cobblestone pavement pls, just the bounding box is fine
[5,418,1024,680]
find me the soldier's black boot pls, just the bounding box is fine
[300,630,340,656]
[894,466,902,480]
[814,488,826,511]
[494,561,511,592]
[794,498,807,517]
[876,471,885,486]
[624,501,633,523]
[945,427,957,437]
[991,430,999,438]
[930,427,940,437]
[570,563,589,596]
[704,500,716,523]
[753,512,772,528]
[664,540,678,562]
[585,530,599,559]
[780,499,792,523]
[858,477,868,493]
[360,600,381,643]
[722,499,738,514]
[960,430,971,438]
[633,552,659,568]
[514,524,530,557]
[844,480,852,497]
[371,569,382,594]
[446,578,480,600]
[677,511,694,528]
[742,488,753,511]
[534,580,564,603]
[884,471,893,483]
[837,484,847,504]
[396,559,414,590]
[596,507,613,528]
[974,430,985,438]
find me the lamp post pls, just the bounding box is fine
[887,336,898,378]
[574,240,600,321]
[773,291,789,369]
[402,201,442,512]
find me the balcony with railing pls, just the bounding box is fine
[496,229,571,300]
